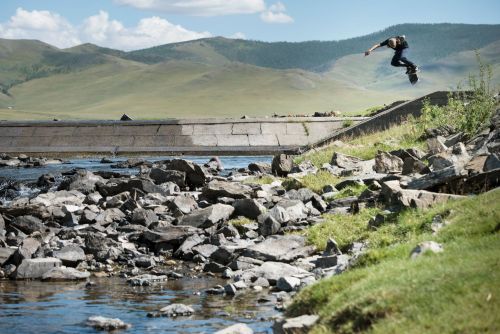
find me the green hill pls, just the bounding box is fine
[0,23,499,120]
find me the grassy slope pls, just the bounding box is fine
[288,189,500,334]
[0,59,401,120]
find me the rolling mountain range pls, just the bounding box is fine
[0,23,499,120]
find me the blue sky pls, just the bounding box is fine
[1,0,499,50]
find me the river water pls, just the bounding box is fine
[0,155,277,333]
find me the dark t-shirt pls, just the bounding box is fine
[380,37,409,51]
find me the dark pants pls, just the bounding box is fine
[391,49,416,69]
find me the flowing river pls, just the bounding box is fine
[0,155,277,333]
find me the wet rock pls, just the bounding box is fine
[202,180,251,200]
[177,204,234,229]
[53,245,86,266]
[272,154,294,177]
[203,261,227,273]
[158,303,194,317]
[174,234,205,260]
[259,215,281,236]
[214,323,253,334]
[276,276,301,292]
[242,235,315,262]
[87,316,131,331]
[248,162,272,174]
[135,256,156,268]
[95,208,126,225]
[210,247,235,266]
[127,274,168,286]
[374,151,403,174]
[11,215,45,235]
[164,159,208,188]
[149,168,186,187]
[42,266,90,281]
[205,157,224,173]
[233,198,267,219]
[58,170,105,194]
[13,257,62,279]
[100,157,113,164]
[273,314,319,334]
[98,178,166,197]
[37,173,56,188]
[410,241,443,259]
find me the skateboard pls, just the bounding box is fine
[408,70,419,85]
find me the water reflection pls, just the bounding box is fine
[0,277,277,333]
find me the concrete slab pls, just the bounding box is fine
[248,134,279,146]
[286,123,307,135]
[132,135,175,147]
[261,123,287,135]
[277,134,310,146]
[33,127,76,137]
[232,123,261,135]
[191,135,218,146]
[216,135,250,147]
[193,123,232,135]
[157,124,193,136]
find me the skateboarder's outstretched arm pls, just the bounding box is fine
[365,43,382,56]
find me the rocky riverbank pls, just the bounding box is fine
[0,109,498,333]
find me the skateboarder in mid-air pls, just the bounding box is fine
[365,35,419,83]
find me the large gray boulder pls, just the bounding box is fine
[374,151,403,174]
[42,266,90,281]
[273,315,319,334]
[142,225,201,249]
[98,178,167,197]
[174,234,205,260]
[58,170,105,194]
[11,237,41,265]
[164,159,208,188]
[53,245,86,267]
[177,204,234,228]
[0,247,15,266]
[269,199,308,223]
[259,215,281,236]
[30,190,86,207]
[127,274,168,286]
[11,215,45,235]
[202,180,251,200]
[13,257,62,279]
[169,195,198,215]
[248,162,272,174]
[233,198,267,219]
[149,168,186,187]
[242,235,315,262]
[331,152,362,169]
[272,154,294,177]
[131,208,158,227]
[236,261,311,285]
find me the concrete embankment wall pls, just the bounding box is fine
[306,91,450,151]
[0,117,366,155]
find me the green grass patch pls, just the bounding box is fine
[291,170,341,194]
[289,189,500,334]
[296,121,426,167]
[333,184,369,200]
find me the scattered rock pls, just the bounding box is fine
[410,241,444,259]
[158,303,194,317]
[214,323,254,334]
[243,235,315,262]
[42,266,90,281]
[272,154,294,177]
[87,316,131,331]
[13,258,62,279]
[127,274,168,286]
[273,314,319,334]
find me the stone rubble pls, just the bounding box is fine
[0,108,498,331]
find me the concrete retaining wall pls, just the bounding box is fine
[0,117,366,155]
[305,91,451,152]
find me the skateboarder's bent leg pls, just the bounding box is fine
[391,49,416,69]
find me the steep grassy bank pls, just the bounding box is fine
[287,189,500,333]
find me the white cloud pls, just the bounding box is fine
[0,8,81,48]
[0,8,212,51]
[81,11,211,50]
[114,0,266,16]
[260,2,293,24]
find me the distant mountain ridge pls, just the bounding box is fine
[0,23,499,120]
